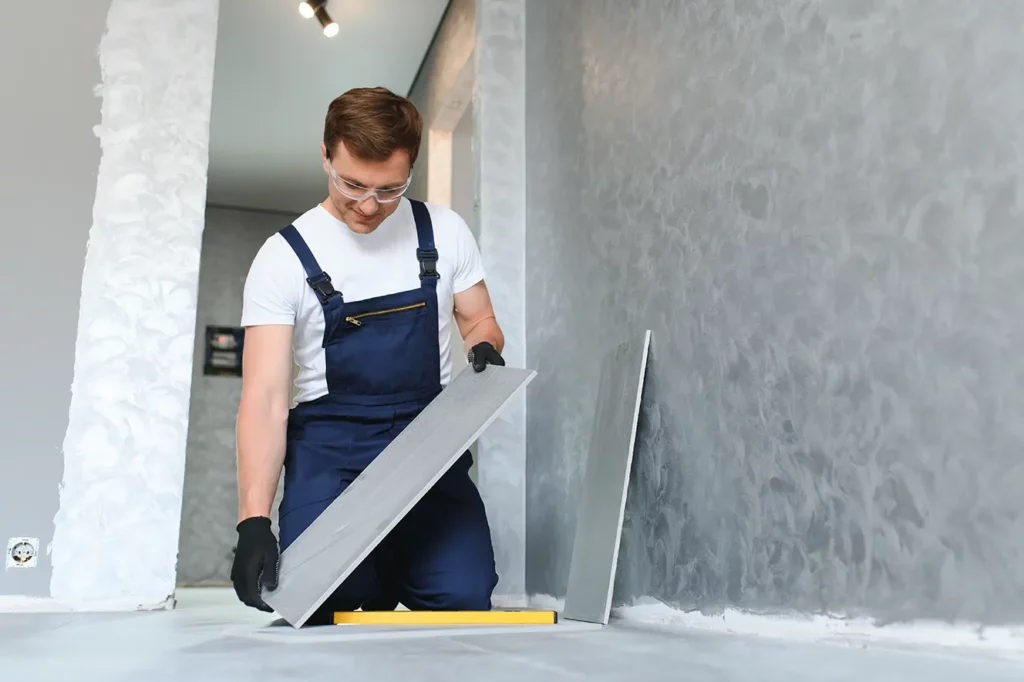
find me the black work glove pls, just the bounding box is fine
[230,516,279,612]
[467,341,505,372]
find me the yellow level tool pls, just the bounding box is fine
[333,609,558,625]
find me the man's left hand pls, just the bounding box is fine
[468,341,505,372]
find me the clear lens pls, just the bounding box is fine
[330,169,410,204]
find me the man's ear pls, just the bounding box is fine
[320,142,330,173]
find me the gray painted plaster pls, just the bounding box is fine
[408,0,529,602]
[177,206,291,586]
[525,0,1024,624]
[473,0,528,602]
[450,104,481,485]
[451,105,476,238]
[0,0,109,597]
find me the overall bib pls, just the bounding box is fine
[276,199,498,618]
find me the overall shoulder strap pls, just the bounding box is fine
[409,200,439,289]
[278,224,341,305]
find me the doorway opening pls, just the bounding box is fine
[174,0,452,589]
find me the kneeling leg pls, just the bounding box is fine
[389,468,499,610]
[278,477,393,623]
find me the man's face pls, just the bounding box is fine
[321,141,411,234]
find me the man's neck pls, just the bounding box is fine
[320,198,344,222]
[319,199,367,235]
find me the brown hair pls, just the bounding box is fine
[323,87,423,166]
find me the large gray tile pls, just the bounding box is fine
[563,331,651,624]
[263,366,537,627]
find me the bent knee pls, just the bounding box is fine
[436,590,492,611]
[323,565,384,612]
[434,573,498,611]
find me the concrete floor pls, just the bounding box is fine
[1,588,1022,681]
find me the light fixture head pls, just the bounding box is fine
[315,6,339,37]
[298,1,326,19]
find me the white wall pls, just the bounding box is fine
[0,0,109,599]
[25,0,219,611]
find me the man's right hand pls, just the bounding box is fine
[230,516,280,612]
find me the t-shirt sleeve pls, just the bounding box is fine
[450,211,487,294]
[240,234,301,327]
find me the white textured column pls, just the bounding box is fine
[475,0,527,603]
[49,0,220,608]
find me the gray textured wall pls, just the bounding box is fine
[450,104,481,484]
[473,0,528,603]
[177,206,289,585]
[408,0,530,602]
[525,0,1024,624]
[0,0,109,597]
[451,104,475,235]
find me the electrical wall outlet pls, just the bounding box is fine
[6,537,39,569]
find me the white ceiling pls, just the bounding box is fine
[206,0,449,213]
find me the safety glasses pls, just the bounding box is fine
[330,167,411,204]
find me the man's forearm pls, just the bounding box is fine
[236,398,289,522]
[462,315,504,354]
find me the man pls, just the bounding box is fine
[229,87,506,623]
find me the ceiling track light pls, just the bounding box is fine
[299,1,338,37]
[315,6,339,37]
[297,0,326,19]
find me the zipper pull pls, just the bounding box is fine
[345,316,362,326]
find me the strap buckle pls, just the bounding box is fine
[417,248,439,279]
[307,273,339,304]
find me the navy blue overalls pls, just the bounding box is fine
[275,199,498,618]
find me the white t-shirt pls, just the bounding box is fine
[240,199,485,405]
